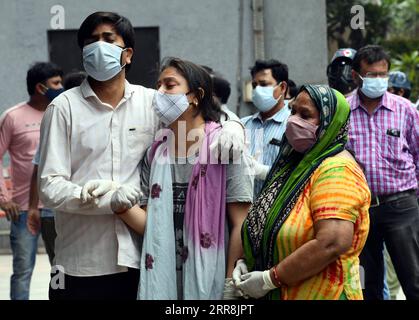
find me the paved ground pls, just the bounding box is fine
[0,254,50,300]
[0,253,406,300]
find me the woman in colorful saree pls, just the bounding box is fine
[233,84,371,300]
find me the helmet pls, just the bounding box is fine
[389,71,411,90]
[327,48,357,95]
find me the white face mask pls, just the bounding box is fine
[252,85,281,112]
[83,41,127,81]
[359,75,389,99]
[152,91,191,125]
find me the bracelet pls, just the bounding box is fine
[270,265,282,288]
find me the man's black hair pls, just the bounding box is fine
[391,87,411,99]
[63,71,87,90]
[77,12,135,71]
[287,79,299,99]
[212,76,231,104]
[26,62,63,96]
[250,59,289,84]
[352,45,391,73]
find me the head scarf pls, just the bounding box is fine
[242,85,351,277]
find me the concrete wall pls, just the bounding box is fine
[264,0,328,85]
[0,0,328,249]
[0,0,327,117]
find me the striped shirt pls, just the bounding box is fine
[346,91,419,196]
[241,105,290,197]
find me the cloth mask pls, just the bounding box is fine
[152,91,191,125]
[41,84,64,102]
[285,115,319,153]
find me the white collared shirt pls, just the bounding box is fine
[38,79,159,276]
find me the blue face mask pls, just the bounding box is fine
[41,84,64,102]
[252,85,282,112]
[83,41,127,81]
[359,75,388,99]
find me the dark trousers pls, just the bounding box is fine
[360,193,419,300]
[49,268,140,300]
[40,217,56,265]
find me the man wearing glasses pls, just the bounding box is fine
[346,45,419,300]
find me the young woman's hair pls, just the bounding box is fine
[160,57,224,122]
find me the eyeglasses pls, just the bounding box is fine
[361,71,389,78]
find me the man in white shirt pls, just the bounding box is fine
[38,11,245,300]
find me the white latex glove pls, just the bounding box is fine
[111,184,142,213]
[232,259,249,286]
[251,158,270,180]
[223,278,244,300]
[236,270,277,299]
[210,120,245,163]
[81,180,120,203]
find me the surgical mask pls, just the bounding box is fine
[83,41,127,81]
[285,115,319,153]
[252,85,281,112]
[359,75,388,99]
[152,91,191,125]
[40,84,65,102]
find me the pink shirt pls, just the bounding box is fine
[0,102,44,211]
[346,91,419,196]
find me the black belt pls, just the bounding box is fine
[370,189,416,208]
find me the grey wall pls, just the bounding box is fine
[264,0,329,85]
[0,0,327,117]
[0,0,328,251]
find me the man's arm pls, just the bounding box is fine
[0,113,20,221]
[38,103,113,215]
[27,165,41,235]
[407,108,419,196]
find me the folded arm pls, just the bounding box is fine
[273,218,354,287]
[38,104,113,215]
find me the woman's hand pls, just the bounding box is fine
[223,278,244,300]
[232,259,249,286]
[250,157,270,180]
[111,185,143,214]
[210,120,245,162]
[236,270,277,299]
